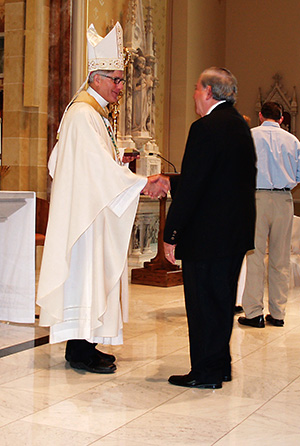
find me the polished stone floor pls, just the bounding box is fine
[0,283,300,445]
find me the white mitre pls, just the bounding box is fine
[50,22,125,175]
[87,22,124,73]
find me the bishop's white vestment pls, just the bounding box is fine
[37,90,146,345]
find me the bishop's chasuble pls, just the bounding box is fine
[37,89,147,345]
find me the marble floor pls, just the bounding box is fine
[0,284,300,445]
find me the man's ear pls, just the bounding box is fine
[278,116,284,125]
[259,112,264,123]
[94,74,101,86]
[206,85,213,100]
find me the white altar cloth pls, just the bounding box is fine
[0,191,35,323]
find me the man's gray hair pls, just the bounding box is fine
[201,67,238,104]
[88,70,115,84]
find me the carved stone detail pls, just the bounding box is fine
[118,0,161,176]
[128,196,168,268]
[256,74,298,135]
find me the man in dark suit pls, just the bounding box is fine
[164,67,257,389]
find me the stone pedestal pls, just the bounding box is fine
[128,195,160,267]
[136,152,161,176]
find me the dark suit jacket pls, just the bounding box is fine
[164,102,257,260]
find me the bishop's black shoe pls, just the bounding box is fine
[266,314,284,327]
[69,356,116,374]
[238,315,265,328]
[94,349,116,363]
[65,341,116,364]
[168,373,222,389]
[222,373,232,382]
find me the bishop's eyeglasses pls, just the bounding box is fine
[99,74,126,85]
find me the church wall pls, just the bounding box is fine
[226,0,300,132]
[88,0,128,36]
[2,0,49,197]
[167,0,226,170]
[225,0,300,198]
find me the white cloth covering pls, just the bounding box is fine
[37,97,146,344]
[236,256,246,306]
[0,192,35,323]
[290,215,300,288]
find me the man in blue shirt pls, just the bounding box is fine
[239,102,300,328]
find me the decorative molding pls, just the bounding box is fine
[71,0,87,96]
[47,0,72,197]
[119,0,160,177]
[256,73,298,135]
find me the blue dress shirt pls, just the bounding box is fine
[252,121,300,189]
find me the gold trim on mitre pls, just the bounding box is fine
[87,22,124,73]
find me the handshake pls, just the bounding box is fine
[141,174,170,199]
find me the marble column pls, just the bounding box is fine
[2,0,50,196]
[47,0,72,196]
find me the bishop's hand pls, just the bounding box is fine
[141,174,170,198]
[164,242,176,265]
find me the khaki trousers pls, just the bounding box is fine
[242,190,293,320]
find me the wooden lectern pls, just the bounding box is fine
[131,173,183,287]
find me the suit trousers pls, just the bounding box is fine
[242,190,293,320]
[182,252,245,383]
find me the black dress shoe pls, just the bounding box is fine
[69,356,116,374]
[168,373,222,389]
[266,314,284,327]
[238,315,265,328]
[65,348,116,363]
[95,349,116,363]
[234,305,244,314]
[223,374,232,382]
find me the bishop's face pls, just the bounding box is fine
[93,70,125,103]
[193,77,210,117]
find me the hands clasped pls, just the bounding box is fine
[142,174,170,199]
[164,242,176,265]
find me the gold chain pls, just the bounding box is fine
[101,116,120,158]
